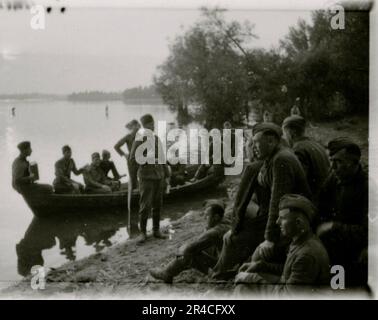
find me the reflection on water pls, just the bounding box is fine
[0,100,225,282]
[16,209,139,277]
[15,184,226,278]
[0,100,177,282]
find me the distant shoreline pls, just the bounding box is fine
[0,96,164,104]
[0,94,67,102]
[0,86,163,104]
[68,97,164,104]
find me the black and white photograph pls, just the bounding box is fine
[0,0,376,302]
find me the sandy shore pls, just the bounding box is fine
[4,193,236,299]
[3,116,368,299]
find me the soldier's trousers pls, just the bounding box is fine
[212,214,268,279]
[138,178,164,234]
[163,250,218,278]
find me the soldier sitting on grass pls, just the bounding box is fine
[149,199,231,283]
[234,194,330,297]
[317,137,368,286]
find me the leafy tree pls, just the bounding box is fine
[154,7,255,128]
[155,5,369,126]
[280,8,369,120]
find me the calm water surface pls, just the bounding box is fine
[0,100,224,288]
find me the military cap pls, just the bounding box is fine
[62,145,71,153]
[125,119,140,129]
[91,152,100,159]
[140,114,154,126]
[327,137,361,158]
[252,122,282,139]
[279,194,317,223]
[203,199,225,217]
[282,115,306,130]
[17,141,31,151]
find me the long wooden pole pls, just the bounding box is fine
[125,157,132,232]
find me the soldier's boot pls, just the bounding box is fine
[137,218,148,244]
[152,213,167,239]
[150,258,188,283]
[153,230,167,239]
[137,233,147,244]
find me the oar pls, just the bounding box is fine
[125,157,132,233]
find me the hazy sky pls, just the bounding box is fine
[0,7,312,94]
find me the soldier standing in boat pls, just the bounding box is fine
[129,114,171,243]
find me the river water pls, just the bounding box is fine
[0,100,225,289]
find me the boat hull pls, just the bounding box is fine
[23,174,224,217]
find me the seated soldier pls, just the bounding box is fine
[83,152,119,194]
[12,141,53,196]
[53,145,84,194]
[210,123,311,280]
[282,115,330,201]
[149,200,231,283]
[168,162,188,187]
[317,137,368,286]
[191,142,217,181]
[192,121,233,181]
[100,150,122,180]
[234,194,330,297]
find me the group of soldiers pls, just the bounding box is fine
[54,147,124,194]
[50,118,144,195]
[12,113,172,242]
[11,111,368,294]
[12,143,124,195]
[149,114,368,295]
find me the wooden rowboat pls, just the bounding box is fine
[22,172,224,218]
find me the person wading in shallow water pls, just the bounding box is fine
[129,114,171,243]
